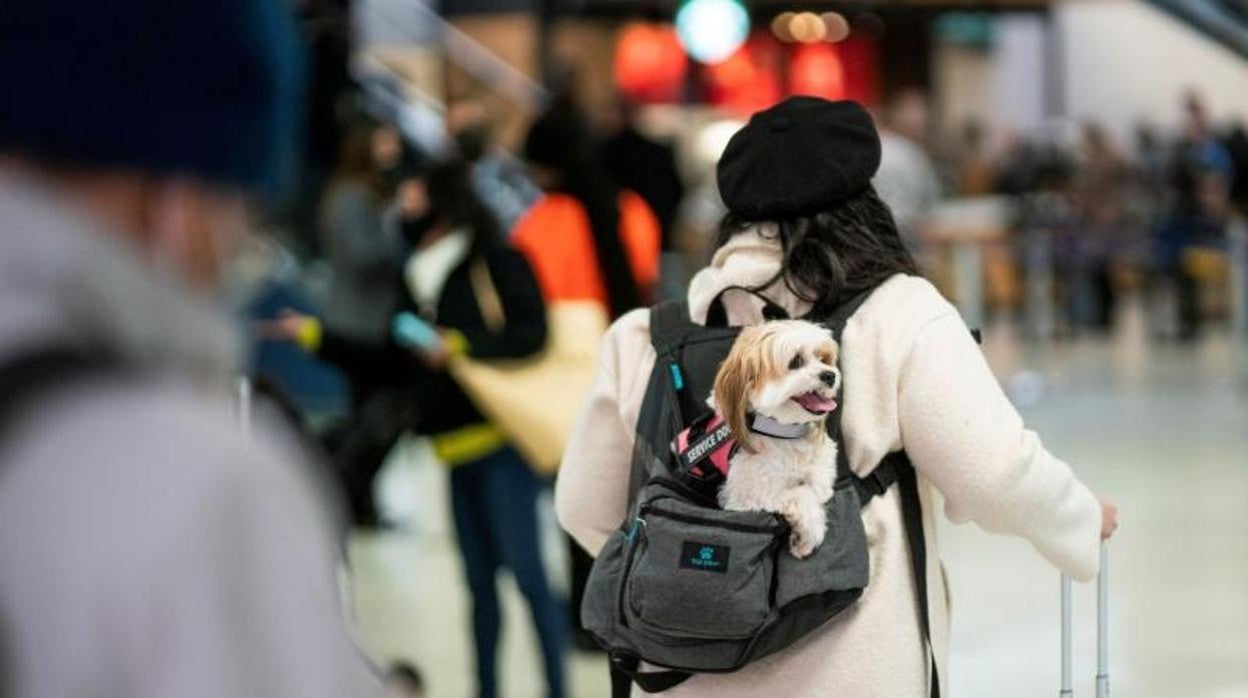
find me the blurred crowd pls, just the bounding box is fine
[874,88,1247,341]
[247,79,679,696]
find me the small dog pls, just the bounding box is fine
[711,320,841,558]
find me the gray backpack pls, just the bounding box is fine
[581,288,939,697]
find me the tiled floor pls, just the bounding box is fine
[349,302,1248,697]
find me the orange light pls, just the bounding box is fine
[613,23,688,103]
[790,42,845,100]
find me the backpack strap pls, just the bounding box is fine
[851,452,940,697]
[0,349,114,441]
[823,286,879,483]
[609,652,691,697]
[824,286,877,339]
[894,452,941,697]
[649,299,692,357]
[648,300,709,430]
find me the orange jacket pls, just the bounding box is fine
[512,191,660,309]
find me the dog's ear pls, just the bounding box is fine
[714,328,760,452]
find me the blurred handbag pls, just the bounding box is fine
[447,258,608,475]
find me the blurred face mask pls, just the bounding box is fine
[400,212,439,249]
[453,126,488,163]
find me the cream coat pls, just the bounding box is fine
[555,228,1103,697]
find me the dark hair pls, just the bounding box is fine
[329,120,382,198]
[714,186,918,316]
[523,105,641,318]
[423,158,502,258]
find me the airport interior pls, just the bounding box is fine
[3,0,1248,697]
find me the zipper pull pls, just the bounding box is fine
[668,362,685,391]
[626,517,644,542]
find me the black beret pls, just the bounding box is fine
[717,97,882,220]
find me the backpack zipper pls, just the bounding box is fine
[640,504,787,534]
[617,517,646,628]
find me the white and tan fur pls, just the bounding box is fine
[712,320,842,558]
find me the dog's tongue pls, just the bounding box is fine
[795,391,837,413]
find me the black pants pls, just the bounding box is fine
[324,389,411,525]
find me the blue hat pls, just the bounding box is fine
[0,1,304,197]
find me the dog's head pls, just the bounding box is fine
[711,320,841,451]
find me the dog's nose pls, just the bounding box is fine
[819,370,838,387]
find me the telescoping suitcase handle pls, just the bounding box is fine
[236,377,252,438]
[1061,541,1109,697]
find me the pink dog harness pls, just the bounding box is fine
[673,414,736,481]
[672,413,818,483]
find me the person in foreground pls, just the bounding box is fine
[555,96,1118,696]
[0,2,376,696]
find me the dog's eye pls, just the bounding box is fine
[788,354,805,370]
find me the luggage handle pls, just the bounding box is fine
[1061,541,1109,697]
[236,377,252,438]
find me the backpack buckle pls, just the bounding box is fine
[856,459,901,501]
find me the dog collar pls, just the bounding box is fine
[748,414,813,439]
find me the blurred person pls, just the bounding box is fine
[1130,123,1171,235]
[0,2,377,697]
[1065,122,1132,331]
[514,102,662,316]
[372,121,421,196]
[1134,123,1170,202]
[1153,169,1233,340]
[1223,119,1248,214]
[1176,92,1234,193]
[598,97,687,298]
[557,97,1117,696]
[319,120,402,341]
[385,661,426,698]
[264,160,568,698]
[446,97,540,233]
[1156,92,1236,340]
[513,102,661,652]
[289,0,354,256]
[871,89,942,255]
[314,120,410,527]
[952,119,996,197]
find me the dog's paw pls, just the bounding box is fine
[789,528,816,559]
[789,523,824,559]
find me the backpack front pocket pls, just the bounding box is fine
[624,500,784,641]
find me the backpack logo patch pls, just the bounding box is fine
[679,541,730,573]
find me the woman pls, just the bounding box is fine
[511,103,662,650]
[318,120,401,342]
[512,103,661,317]
[268,161,567,698]
[555,97,1117,696]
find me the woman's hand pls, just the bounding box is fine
[408,328,467,371]
[254,309,309,341]
[1099,498,1119,540]
[254,309,319,351]
[412,342,450,371]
